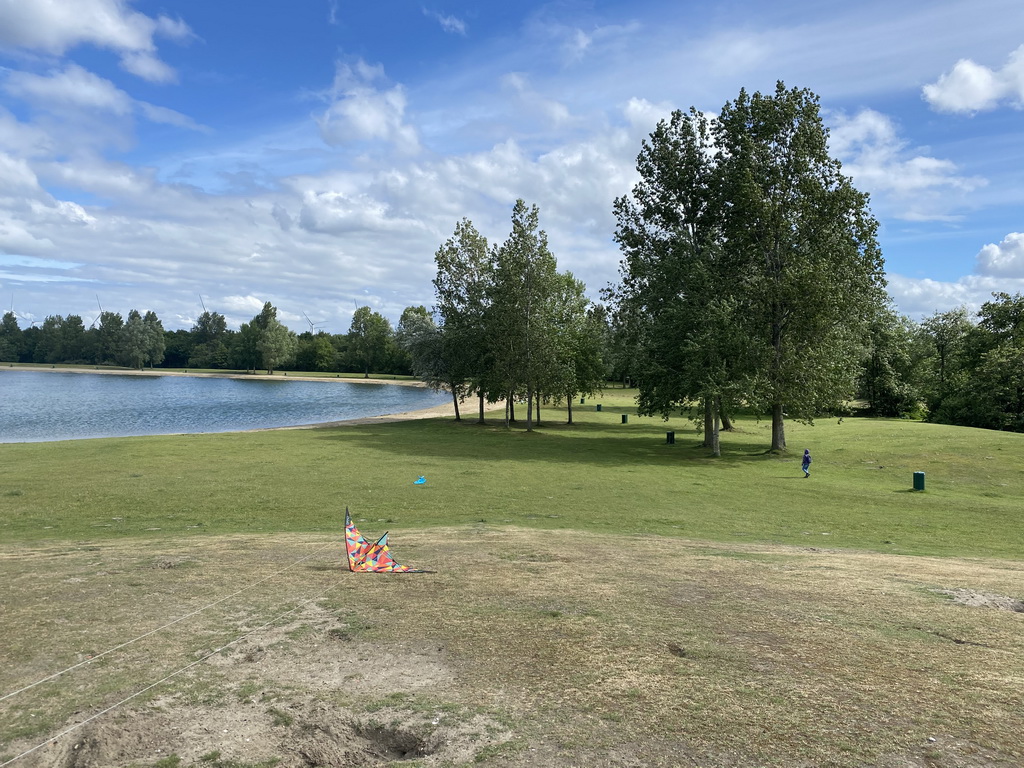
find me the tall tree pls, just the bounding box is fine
[919,306,973,415]
[251,302,297,374]
[143,311,165,367]
[611,107,742,455]
[716,82,886,450]
[0,311,22,362]
[348,306,392,377]
[857,305,921,417]
[34,315,64,364]
[433,218,493,421]
[189,310,229,369]
[121,310,149,369]
[546,271,604,425]
[93,311,124,365]
[488,200,560,431]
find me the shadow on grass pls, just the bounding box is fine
[311,415,787,469]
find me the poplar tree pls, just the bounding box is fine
[432,219,492,421]
[716,83,886,451]
[612,108,742,454]
[488,199,560,431]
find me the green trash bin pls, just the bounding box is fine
[621,414,628,424]
[596,404,602,412]
[913,471,925,491]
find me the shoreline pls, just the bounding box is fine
[2,364,504,431]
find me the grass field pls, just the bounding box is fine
[1,387,1022,767]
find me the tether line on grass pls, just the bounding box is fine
[0,540,337,706]
[0,567,350,767]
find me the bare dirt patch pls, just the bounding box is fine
[933,587,1024,612]
[2,531,1023,767]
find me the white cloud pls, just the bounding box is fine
[887,273,1024,319]
[4,64,134,115]
[120,50,177,84]
[424,10,467,36]
[221,295,270,315]
[138,102,209,132]
[316,60,420,154]
[3,65,206,139]
[923,45,1024,113]
[0,0,190,83]
[828,109,985,221]
[976,232,1024,277]
[500,72,574,128]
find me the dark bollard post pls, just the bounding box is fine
[913,471,925,491]
[666,431,675,444]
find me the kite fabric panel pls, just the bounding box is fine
[345,508,426,573]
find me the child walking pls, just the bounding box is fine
[802,449,812,478]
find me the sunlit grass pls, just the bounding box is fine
[1,388,1021,557]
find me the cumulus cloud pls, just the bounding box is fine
[976,232,1024,277]
[0,0,191,83]
[316,60,420,154]
[923,45,1024,113]
[828,109,985,221]
[887,273,1024,319]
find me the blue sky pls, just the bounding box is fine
[1,0,1023,332]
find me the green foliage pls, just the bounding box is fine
[610,84,887,453]
[919,293,1024,431]
[348,306,393,377]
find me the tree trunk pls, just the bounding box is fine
[478,389,485,424]
[567,391,574,425]
[711,396,721,457]
[508,396,516,423]
[451,388,461,421]
[703,397,713,448]
[721,411,733,431]
[535,392,541,427]
[771,402,786,451]
[526,386,534,431]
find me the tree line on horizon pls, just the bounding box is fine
[2,82,1022,438]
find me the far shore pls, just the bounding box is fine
[2,364,505,430]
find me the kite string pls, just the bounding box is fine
[0,541,336,705]
[0,573,346,768]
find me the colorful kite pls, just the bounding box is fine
[345,508,426,573]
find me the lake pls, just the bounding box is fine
[0,369,450,443]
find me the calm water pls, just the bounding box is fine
[0,370,449,443]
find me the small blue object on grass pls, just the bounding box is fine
[414,476,426,485]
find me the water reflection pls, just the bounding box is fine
[0,370,448,443]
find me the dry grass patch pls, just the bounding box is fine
[1,529,1022,767]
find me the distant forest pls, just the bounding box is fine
[3,290,1022,435]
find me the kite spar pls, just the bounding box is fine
[344,508,426,573]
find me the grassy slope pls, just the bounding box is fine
[1,389,1023,767]
[1,388,1021,558]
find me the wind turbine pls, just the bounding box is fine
[303,311,326,334]
[89,295,104,329]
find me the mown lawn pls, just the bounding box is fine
[1,388,1021,558]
